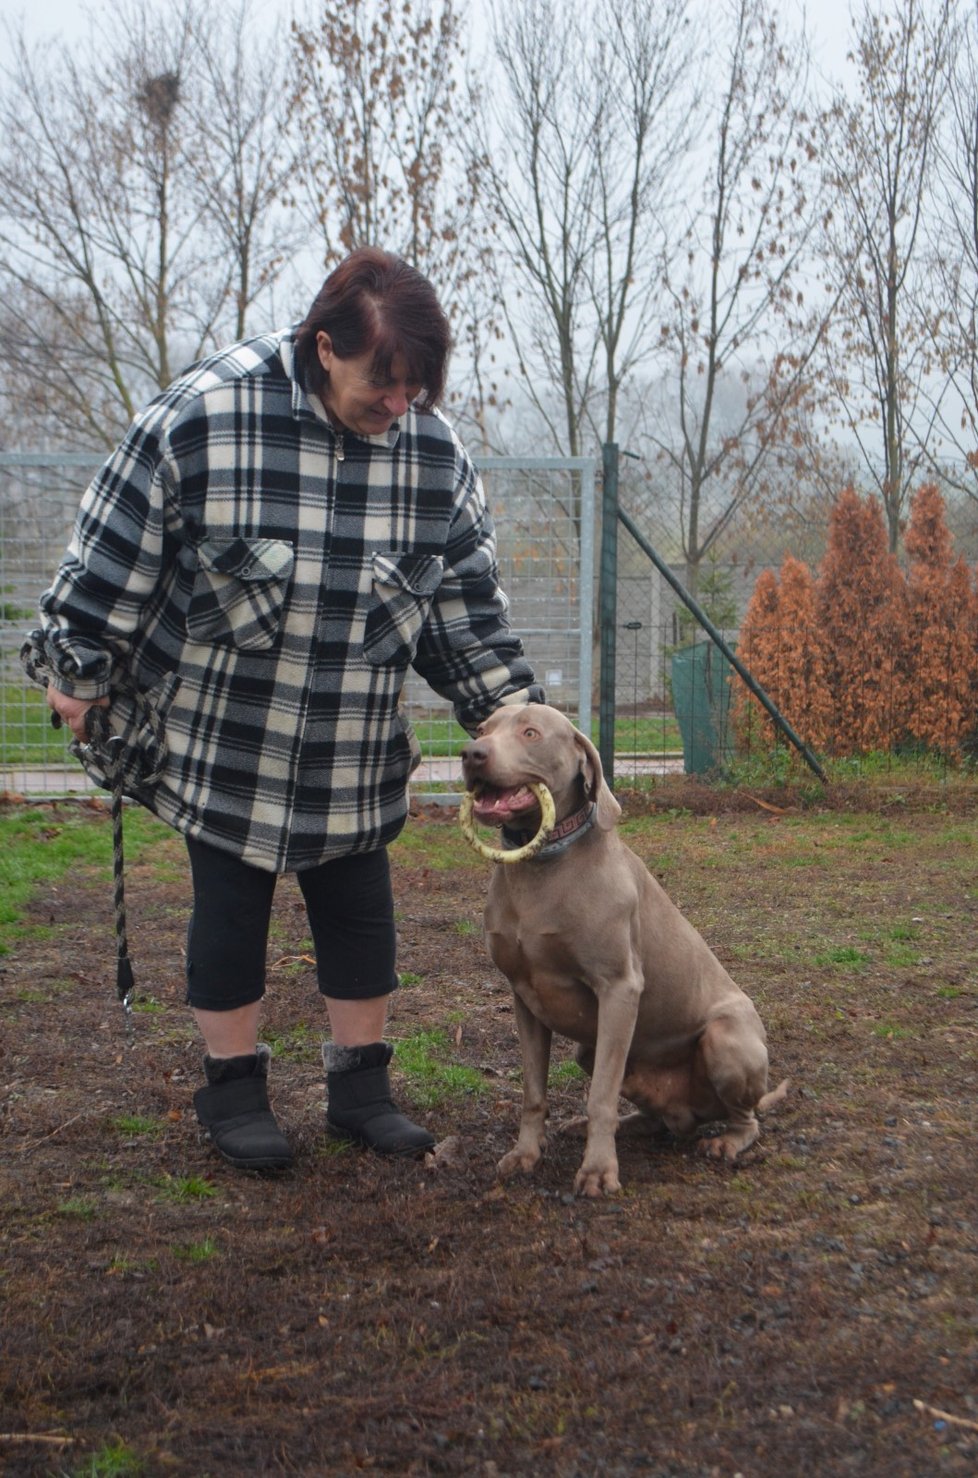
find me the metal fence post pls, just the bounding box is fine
[599,443,618,786]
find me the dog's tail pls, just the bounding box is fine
[757,1078,790,1113]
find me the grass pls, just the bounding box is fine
[172,1236,220,1263]
[393,1028,489,1107]
[261,1022,320,1062]
[0,805,168,948]
[111,1114,165,1139]
[71,1442,145,1478]
[129,994,165,1015]
[548,1058,587,1087]
[3,789,977,1474]
[814,945,871,969]
[57,1196,99,1220]
[155,1174,217,1204]
[0,681,69,764]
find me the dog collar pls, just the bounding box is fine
[502,801,597,861]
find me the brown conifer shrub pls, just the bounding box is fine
[732,568,780,751]
[903,484,978,759]
[733,557,832,754]
[815,487,909,755]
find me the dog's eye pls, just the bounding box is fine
[523,725,540,739]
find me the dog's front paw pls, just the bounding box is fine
[497,1144,543,1178]
[573,1160,621,1197]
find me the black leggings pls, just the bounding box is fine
[184,837,398,1011]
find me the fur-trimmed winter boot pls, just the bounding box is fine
[323,1041,435,1157]
[193,1043,293,1171]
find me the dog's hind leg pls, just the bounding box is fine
[695,1013,769,1162]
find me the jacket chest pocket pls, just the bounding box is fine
[363,552,443,667]
[186,536,295,651]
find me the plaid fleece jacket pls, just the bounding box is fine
[38,330,540,871]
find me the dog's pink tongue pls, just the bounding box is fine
[473,785,535,823]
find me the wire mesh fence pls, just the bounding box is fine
[5,449,977,800]
[0,453,596,798]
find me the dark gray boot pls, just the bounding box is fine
[323,1041,435,1157]
[193,1043,293,1171]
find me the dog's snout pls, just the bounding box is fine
[461,739,489,770]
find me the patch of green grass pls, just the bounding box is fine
[399,971,424,987]
[57,1196,98,1220]
[107,1254,158,1277]
[155,1173,217,1204]
[71,1440,145,1477]
[394,1029,488,1108]
[129,994,165,1015]
[390,817,481,871]
[453,918,479,937]
[0,804,168,949]
[111,1114,164,1139]
[172,1236,220,1263]
[261,1022,319,1061]
[0,682,71,764]
[814,945,871,969]
[548,1059,586,1087]
[872,1022,916,1040]
[884,943,921,968]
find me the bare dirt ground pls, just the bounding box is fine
[1,778,977,1476]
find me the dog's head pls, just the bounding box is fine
[460,703,621,831]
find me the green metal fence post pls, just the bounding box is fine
[599,443,619,786]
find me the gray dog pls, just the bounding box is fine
[461,704,788,1197]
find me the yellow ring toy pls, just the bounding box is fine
[459,782,556,864]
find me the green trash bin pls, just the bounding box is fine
[670,641,735,775]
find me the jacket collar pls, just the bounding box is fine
[279,330,401,450]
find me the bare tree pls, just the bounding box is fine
[287,0,495,427]
[476,0,695,458]
[185,2,298,342]
[645,0,827,595]
[0,0,294,448]
[926,1,978,499]
[818,0,955,550]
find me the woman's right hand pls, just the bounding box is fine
[46,688,110,742]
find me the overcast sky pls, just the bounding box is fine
[1,0,860,82]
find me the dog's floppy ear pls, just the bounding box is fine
[573,729,621,830]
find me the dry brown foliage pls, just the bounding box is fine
[734,484,978,762]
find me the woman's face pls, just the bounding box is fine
[316,332,422,437]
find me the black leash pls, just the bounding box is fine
[80,706,136,1034]
[21,634,167,1037]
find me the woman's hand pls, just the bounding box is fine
[46,688,110,741]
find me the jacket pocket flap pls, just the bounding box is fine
[371,551,443,597]
[198,536,294,582]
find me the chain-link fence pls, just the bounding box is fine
[609,456,978,780]
[8,448,976,798]
[0,453,596,798]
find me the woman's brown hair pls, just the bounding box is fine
[294,248,453,411]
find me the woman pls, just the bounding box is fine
[35,248,542,1171]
